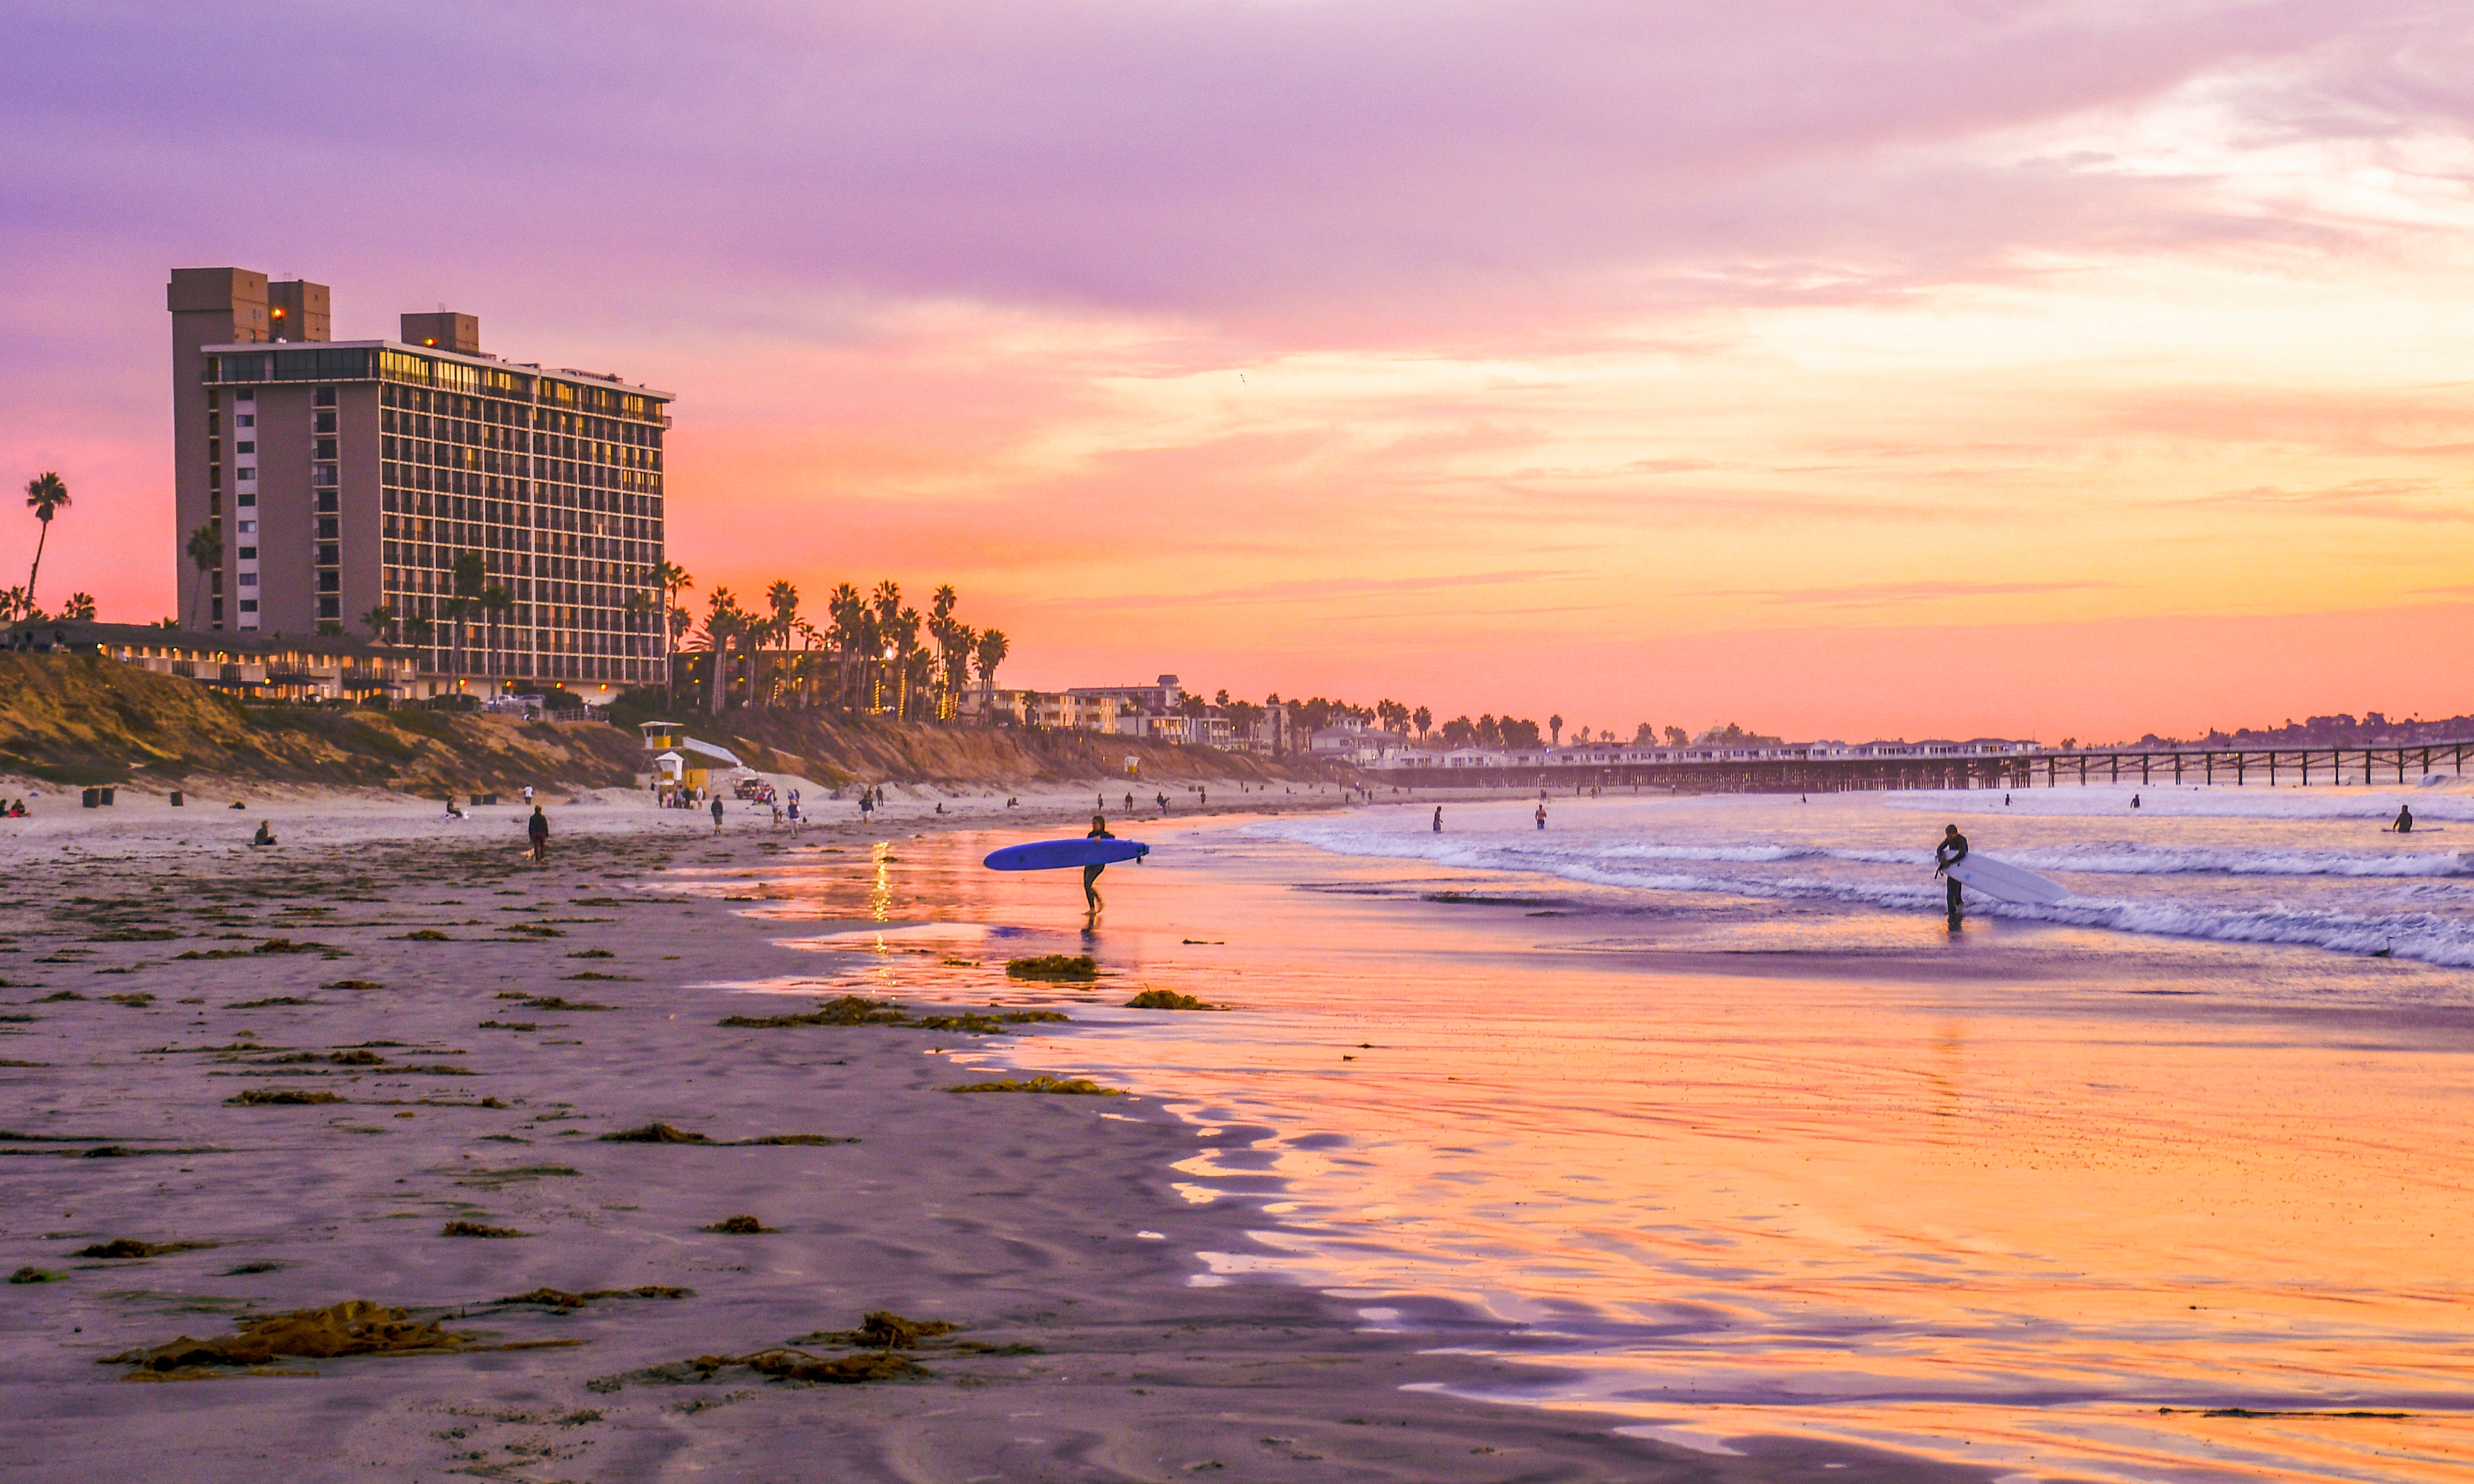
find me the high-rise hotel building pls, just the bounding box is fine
[169,267,673,693]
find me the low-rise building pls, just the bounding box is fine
[8,617,418,702]
[1067,674,1186,714]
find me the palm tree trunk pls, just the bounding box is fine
[26,520,49,612]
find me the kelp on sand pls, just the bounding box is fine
[718,995,1069,1035]
[946,1075,1124,1096]
[588,1311,971,1392]
[101,1300,480,1378]
[1004,954,1099,982]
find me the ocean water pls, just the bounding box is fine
[688,789,2474,1483]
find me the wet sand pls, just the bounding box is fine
[0,806,1998,1482]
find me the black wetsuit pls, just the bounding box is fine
[1935,832,1970,913]
[1083,824,1114,912]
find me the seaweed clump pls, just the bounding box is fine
[1005,954,1099,982]
[946,1075,1124,1096]
[718,996,905,1029]
[1124,989,1215,1011]
[73,1238,222,1259]
[440,1221,529,1238]
[702,1215,773,1234]
[497,1285,694,1310]
[599,1122,711,1144]
[226,1088,346,1106]
[98,1300,477,1375]
[597,1123,850,1147]
[10,1266,67,1283]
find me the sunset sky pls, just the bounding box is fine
[5,1,2473,741]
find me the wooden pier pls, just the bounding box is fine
[1372,743,2474,795]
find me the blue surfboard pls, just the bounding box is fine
[983,838,1150,871]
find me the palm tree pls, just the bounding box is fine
[891,604,923,718]
[362,603,397,644]
[974,629,1009,724]
[404,610,435,664]
[623,589,657,682]
[650,561,692,702]
[21,473,67,613]
[793,617,825,706]
[62,592,96,620]
[183,523,223,630]
[446,550,487,680]
[1549,714,1563,747]
[766,579,799,706]
[825,583,865,711]
[701,587,746,715]
[1413,705,1432,740]
[481,583,513,674]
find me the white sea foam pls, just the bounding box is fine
[1881,783,2474,821]
[1252,811,2474,969]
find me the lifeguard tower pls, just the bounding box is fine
[639,721,745,801]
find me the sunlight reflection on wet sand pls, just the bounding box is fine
[679,809,2474,1483]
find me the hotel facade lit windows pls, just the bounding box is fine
[168,267,673,695]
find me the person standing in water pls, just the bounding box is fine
[1082,813,1114,921]
[1934,823,1970,923]
[2395,804,2415,833]
[1432,806,1443,833]
[1534,802,1548,830]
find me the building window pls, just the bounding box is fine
[237,492,257,507]
[239,600,259,613]
[236,442,255,455]
[239,574,257,587]
[236,415,255,429]
[237,546,257,560]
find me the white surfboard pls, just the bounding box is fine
[1946,854,2068,905]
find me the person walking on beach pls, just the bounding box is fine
[1934,824,1969,923]
[1082,813,1114,922]
[710,795,724,833]
[2395,804,2415,833]
[2131,793,2142,810]
[1433,806,1443,833]
[527,805,549,862]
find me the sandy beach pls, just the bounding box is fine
[0,792,1995,1483]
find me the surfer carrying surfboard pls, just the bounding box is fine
[1933,824,1969,922]
[1083,814,1115,919]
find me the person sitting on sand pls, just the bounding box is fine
[228,801,244,811]
[527,805,549,862]
[444,797,465,820]
[250,820,276,848]
[2396,805,2415,833]
[1083,813,1114,919]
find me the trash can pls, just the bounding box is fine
[80,787,98,809]
[98,787,114,806]
[169,791,184,807]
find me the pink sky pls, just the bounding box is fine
[4,1,2472,741]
